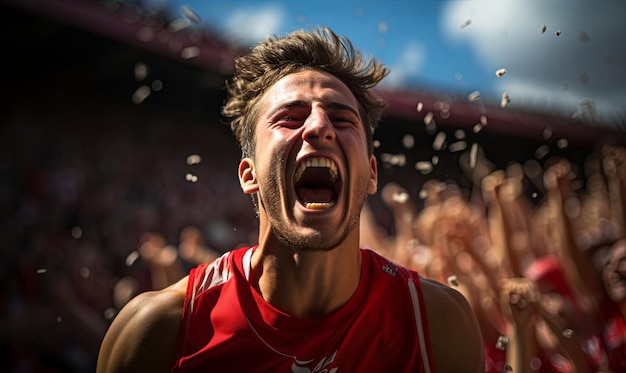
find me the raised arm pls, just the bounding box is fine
[97,278,187,373]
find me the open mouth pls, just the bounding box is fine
[293,156,341,210]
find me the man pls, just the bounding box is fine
[97,27,484,372]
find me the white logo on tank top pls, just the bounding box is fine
[291,350,338,373]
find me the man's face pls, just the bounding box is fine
[238,69,378,251]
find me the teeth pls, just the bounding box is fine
[294,157,338,183]
[304,201,336,210]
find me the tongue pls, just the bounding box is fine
[297,188,335,204]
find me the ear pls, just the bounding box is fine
[239,158,258,194]
[367,155,378,195]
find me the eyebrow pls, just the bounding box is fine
[269,99,360,119]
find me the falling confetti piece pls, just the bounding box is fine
[542,127,553,140]
[535,145,550,159]
[181,5,201,23]
[454,129,466,140]
[424,112,437,134]
[473,123,483,133]
[495,68,506,77]
[449,141,467,153]
[125,250,140,267]
[541,24,547,34]
[562,329,574,338]
[392,192,410,204]
[459,19,472,29]
[496,335,510,350]
[415,161,433,175]
[447,275,459,287]
[555,30,561,36]
[36,268,47,274]
[468,91,481,102]
[181,46,201,59]
[186,154,202,165]
[500,93,510,108]
[556,138,569,149]
[132,85,151,104]
[186,173,199,182]
[433,132,446,151]
[402,134,415,149]
[71,226,82,239]
[416,102,424,112]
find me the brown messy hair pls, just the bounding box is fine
[222,26,389,159]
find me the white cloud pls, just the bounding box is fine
[224,3,286,45]
[382,41,426,89]
[442,0,626,123]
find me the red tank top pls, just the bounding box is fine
[172,247,435,372]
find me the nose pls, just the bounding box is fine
[302,108,335,143]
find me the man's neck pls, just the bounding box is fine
[249,242,362,318]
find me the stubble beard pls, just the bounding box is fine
[261,151,366,253]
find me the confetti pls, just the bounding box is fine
[447,275,459,287]
[181,5,201,24]
[431,155,439,165]
[472,123,483,133]
[556,138,569,149]
[542,127,553,140]
[424,112,437,134]
[151,80,163,91]
[467,91,481,102]
[562,329,574,338]
[402,134,415,149]
[125,250,140,267]
[555,30,561,36]
[415,161,433,175]
[186,154,202,165]
[459,19,472,29]
[134,62,149,81]
[132,85,151,104]
[541,24,547,34]
[71,226,82,239]
[80,267,90,279]
[535,145,550,159]
[181,46,201,59]
[495,68,506,77]
[36,268,47,274]
[392,192,410,204]
[500,93,510,108]
[496,335,510,350]
[454,129,466,140]
[432,132,446,151]
[449,141,467,153]
[416,102,424,112]
[186,173,199,182]
[480,115,488,126]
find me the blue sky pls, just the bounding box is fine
[153,0,625,125]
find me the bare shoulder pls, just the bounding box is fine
[97,276,189,373]
[420,277,485,373]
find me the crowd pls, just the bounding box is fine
[1,95,625,372]
[360,142,626,372]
